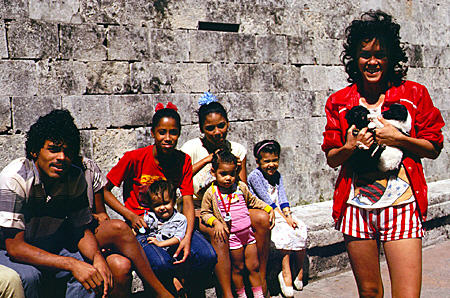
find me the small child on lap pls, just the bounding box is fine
[248,140,308,298]
[201,150,274,298]
[137,180,187,293]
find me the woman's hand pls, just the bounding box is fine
[285,215,298,229]
[173,236,191,264]
[213,220,229,243]
[128,213,148,232]
[375,117,404,147]
[268,209,275,229]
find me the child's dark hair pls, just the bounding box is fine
[198,102,228,132]
[342,10,407,86]
[139,180,177,208]
[152,108,181,132]
[211,149,237,171]
[253,140,281,159]
[25,109,80,161]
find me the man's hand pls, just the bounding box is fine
[70,259,106,295]
[92,252,113,298]
[213,220,229,243]
[173,236,191,264]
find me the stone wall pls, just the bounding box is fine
[0,0,448,208]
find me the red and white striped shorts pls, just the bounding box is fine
[337,201,423,241]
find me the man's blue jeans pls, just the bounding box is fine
[137,230,217,289]
[0,249,95,298]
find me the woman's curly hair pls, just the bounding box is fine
[342,10,408,86]
[25,109,81,161]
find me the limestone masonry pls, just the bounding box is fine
[0,1,448,211]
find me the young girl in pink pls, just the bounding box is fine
[200,150,274,298]
[248,140,308,298]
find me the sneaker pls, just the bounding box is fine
[294,278,303,291]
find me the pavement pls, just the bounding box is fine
[286,239,450,297]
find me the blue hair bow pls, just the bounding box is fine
[198,92,218,106]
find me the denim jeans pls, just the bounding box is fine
[137,230,217,289]
[0,249,95,298]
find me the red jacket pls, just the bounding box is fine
[322,81,445,222]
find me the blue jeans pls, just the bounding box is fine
[0,249,95,298]
[137,231,217,288]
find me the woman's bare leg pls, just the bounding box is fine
[280,250,292,286]
[344,235,383,298]
[199,221,234,298]
[294,249,306,282]
[249,209,271,297]
[94,219,172,297]
[383,238,422,298]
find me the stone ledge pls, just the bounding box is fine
[131,179,450,295]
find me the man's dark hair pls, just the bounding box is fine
[211,149,237,171]
[25,109,80,161]
[342,10,408,86]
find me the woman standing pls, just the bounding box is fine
[322,11,444,298]
[181,93,274,298]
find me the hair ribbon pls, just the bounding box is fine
[198,92,218,106]
[155,101,178,112]
[256,141,274,156]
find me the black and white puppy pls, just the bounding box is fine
[345,103,411,173]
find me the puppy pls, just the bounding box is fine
[345,103,411,173]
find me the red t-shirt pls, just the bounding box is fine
[107,145,194,216]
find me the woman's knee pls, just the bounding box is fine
[249,209,270,231]
[358,282,383,298]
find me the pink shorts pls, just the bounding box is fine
[229,228,256,250]
[337,201,423,241]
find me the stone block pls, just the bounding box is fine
[107,25,150,61]
[0,61,38,96]
[406,44,424,68]
[222,33,257,63]
[60,24,107,61]
[0,21,7,58]
[151,93,198,125]
[123,0,172,27]
[189,31,226,63]
[326,66,348,92]
[84,62,131,94]
[0,96,10,132]
[313,39,343,66]
[131,62,207,93]
[36,60,87,96]
[80,0,126,24]
[7,20,58,59]
[64,94,154,129]
[0,135,26,170]
[29,0,82,23]
[299,66,329,91]
[256,35,287,64]
[287,35,315,65]
[91,128,138,172]
[208,63,252,92]
[12,96,62,133]
[0,0,27,19]
[149,29,189,62]
[167,0,207,29]
[422,45,450,68]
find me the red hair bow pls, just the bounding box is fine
[155,102,178,112]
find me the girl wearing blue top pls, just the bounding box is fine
[248,140,307,298]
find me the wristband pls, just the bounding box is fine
[263,205,273,213]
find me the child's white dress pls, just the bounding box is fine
[269,184,308,250]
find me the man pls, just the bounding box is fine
[0,109,112,298]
